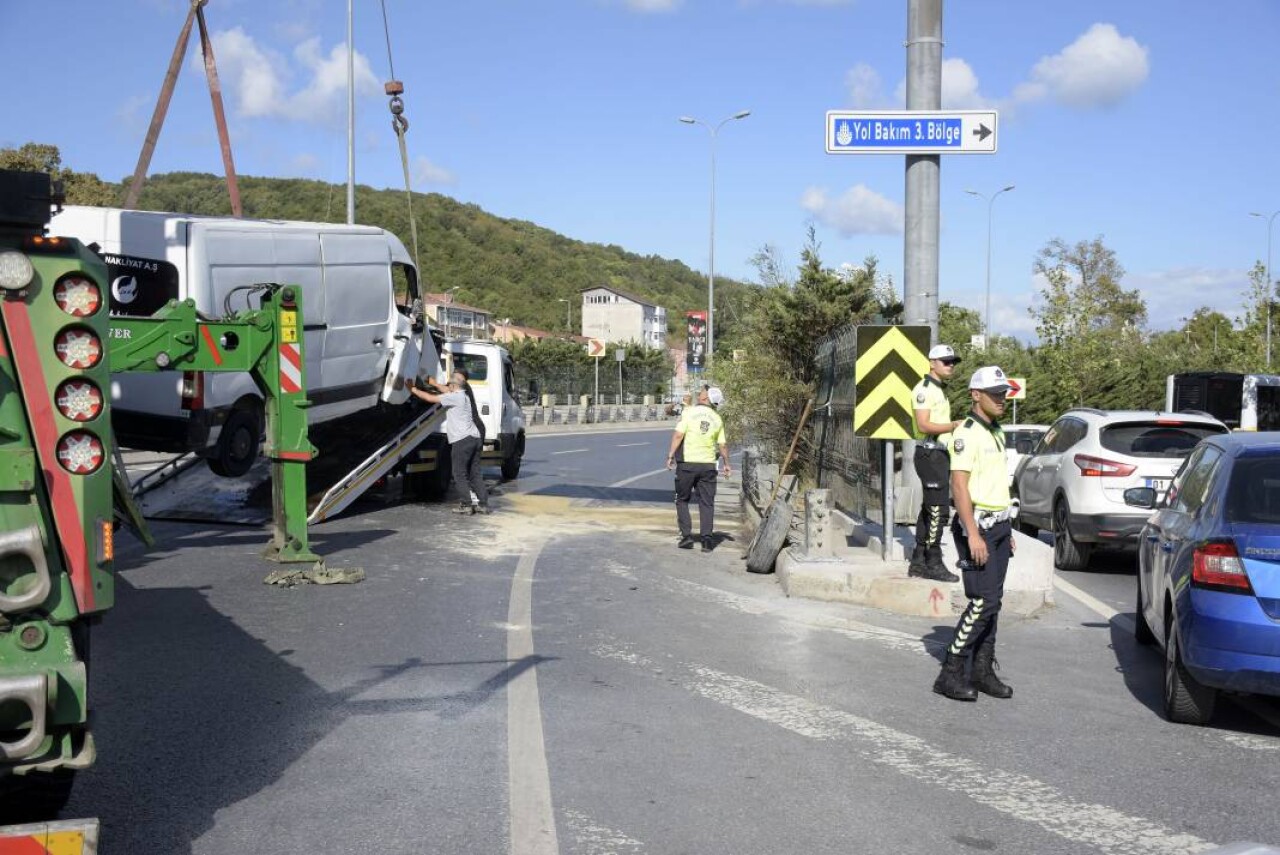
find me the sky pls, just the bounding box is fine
[3,0,1279,342]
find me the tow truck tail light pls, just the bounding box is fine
[54,380,103,422]
[56,430,105,475]
[1073,454,1137,477]
[53,275,102,317]
[1193,540,1252,593]
[53,327,103,370]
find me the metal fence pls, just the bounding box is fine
[513,364,674,407]
[812,324,885,525]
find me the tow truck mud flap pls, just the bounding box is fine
[0,673,48,761]
[0,818,100,853]
[0,527,50,616]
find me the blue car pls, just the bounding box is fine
[1125,432,1280,724]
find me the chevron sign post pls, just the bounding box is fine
[853,325,931,440]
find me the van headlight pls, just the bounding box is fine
[0,251,34,291]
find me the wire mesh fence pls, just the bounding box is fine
[512,363,675,407]
[812,324,886,525]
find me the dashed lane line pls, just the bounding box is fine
[592,640,1216,855]
[550,448,589,455]
[616,442,650,448]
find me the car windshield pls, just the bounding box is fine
[451,352,489,382]
[1004,429,1044,447]
[1226,454,1280,524]
[1100,422,1226,459]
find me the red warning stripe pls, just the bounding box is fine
[279,342,302,394]
[0,301,94,612]
[199,324,224,366]
[0,836,52,854]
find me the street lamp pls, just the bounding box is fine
[679,109,751,371]
[557,298,571,334]
[965,184,1015,349]
[1250,210,1279,369]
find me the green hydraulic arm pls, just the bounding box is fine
[107,290,320,565]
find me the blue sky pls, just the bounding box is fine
[3,0,1278,340]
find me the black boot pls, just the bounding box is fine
[933,653,978,702]
[907,545,930,578]
[972,643,1013,699]
[925,546,960,583]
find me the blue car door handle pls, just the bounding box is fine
[1160,541,1175,553]
[1145,534,1159,543]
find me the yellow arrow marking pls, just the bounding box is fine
[854,327,930,377]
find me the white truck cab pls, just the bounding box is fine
[444,340,526,479]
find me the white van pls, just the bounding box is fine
[51,207,438,475]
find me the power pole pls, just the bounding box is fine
[903,0,942,342]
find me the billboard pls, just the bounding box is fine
[685,311,707,370]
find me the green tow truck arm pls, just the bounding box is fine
[107,289,320,565]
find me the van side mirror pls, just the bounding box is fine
[1015,438,1035,454]
[1123,487,1157,509]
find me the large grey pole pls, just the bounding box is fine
[346,0,355,224]
[1250,210,1278,369]
[903,0,942,342]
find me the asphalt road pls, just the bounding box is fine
[54,429,1280,853]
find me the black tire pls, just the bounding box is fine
[746,498,792,574]
[1052,498,1092,571]
[1164,617,1215,724]
[1134,573,1156,646]
[501,434,524,481]
[207,406,261,478]
[410,445,452,502]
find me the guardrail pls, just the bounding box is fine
[521,405,676,426]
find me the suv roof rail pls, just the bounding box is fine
[1065,407,1107,416]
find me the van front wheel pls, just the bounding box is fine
[501,434,524,481]
[208,407,262,478]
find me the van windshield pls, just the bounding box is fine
[452,353,489,382]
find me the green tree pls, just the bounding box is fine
[0,143,119,206]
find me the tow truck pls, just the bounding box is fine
[0,168,344,846]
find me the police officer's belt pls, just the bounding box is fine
[916,441,946,450]
[976,507,1012,529]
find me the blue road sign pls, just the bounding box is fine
[826,110,998,155]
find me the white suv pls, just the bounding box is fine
[1012,409,1228,570]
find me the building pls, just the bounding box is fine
[423,292,490,341]
[489,320,587,345]
[580,285,666,350]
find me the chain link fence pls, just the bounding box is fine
[812,325,887,525]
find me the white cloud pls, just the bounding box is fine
[801,184,902,236]
[413,156,457,187]
[209,28,381,127]
[844,63,883,108]
[623,0,680,11]
[289,152,321,175]
[1127,267,1250,331]
[1016,23,1149,109]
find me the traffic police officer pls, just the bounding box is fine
[933,366,1017,702]
[909,344,964,582]
[666,386,731,553]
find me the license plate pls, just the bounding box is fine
[1145,478,1170,493]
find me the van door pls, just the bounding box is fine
[319,232,393,420]
[381,260,423,405]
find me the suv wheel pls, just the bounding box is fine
[1053,498,1092,571]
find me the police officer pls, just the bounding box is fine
[909,344,965,582]
[666,386,731,553]
[933,365,1017,702]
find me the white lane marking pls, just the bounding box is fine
[1220,732,1280,751]
[562,809,644,854]
[610,467,671,488]
[592,641,1215,855]
[551,448,589,455]
[508,538,560,855]
[616,442,650,448]
[1053,574,1136,632]
[527,427,670,440]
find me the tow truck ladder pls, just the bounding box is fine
[307,403,446,524]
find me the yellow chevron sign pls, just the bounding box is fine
[853,326,931,440]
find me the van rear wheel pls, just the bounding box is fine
[501,434,525,481]
[208,407,261,478]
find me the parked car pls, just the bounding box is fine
[1013,409,1229,570]
[1125,432,1280,724]
[1003,423,1048,484]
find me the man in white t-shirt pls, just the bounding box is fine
[410,370,489,514]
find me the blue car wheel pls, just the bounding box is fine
[1163,619,1216,725]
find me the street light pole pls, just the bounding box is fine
[1250,210,1279,369]
[965,185,1015,349]
[679,110,750,372]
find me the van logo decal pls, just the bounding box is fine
[112,275,139,304]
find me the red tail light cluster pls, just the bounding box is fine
[54,380,103,422]
[180,371,204,411]
[1073,454,1137,477]
[54,328,103,370]
[53,276,102,317]
[56,430,105,475]
[1192,541,1252,593]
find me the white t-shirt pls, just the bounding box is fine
[439,390,481,444]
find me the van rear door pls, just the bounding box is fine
[319,232,392,419]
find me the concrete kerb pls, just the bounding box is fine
[738,464,1055,620]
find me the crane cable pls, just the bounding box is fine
[380,0,422,281]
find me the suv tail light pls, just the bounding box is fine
[1073,454,1137,477]
[1192,540,1253,593]
[181,371,204,411]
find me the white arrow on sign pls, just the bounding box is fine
[587,338,606,358]
[826,110,998,155]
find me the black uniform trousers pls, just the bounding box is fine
[914,444,951,551]
[675,463,717,538]
[947,516,1012,657]
[450,435,488,506]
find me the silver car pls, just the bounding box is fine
[1012,409,1229,570]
